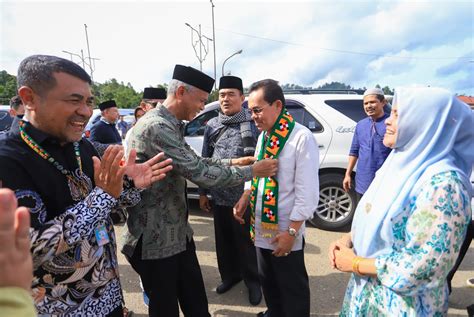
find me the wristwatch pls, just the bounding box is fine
[288,227,297,237]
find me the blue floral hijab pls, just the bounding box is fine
[352,86,474,260]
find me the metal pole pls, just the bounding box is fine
[80,49,86,69]
[198,24,203,71]
[62,50,74,61]
[210,0,217,89]
[222,50,243,76]
[84,24,93,81]
[185,22,212,71]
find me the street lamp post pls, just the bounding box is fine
[210,0,217,89]
[84,24,94,81]
[222,49,243,76]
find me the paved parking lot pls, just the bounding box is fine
[117,203,473,317]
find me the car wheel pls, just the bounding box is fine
[308,172,357,231]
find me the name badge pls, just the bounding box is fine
[94,225,110,246]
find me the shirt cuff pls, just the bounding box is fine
[242,166,253,181]
[221,158,232,166]
[289,208,313,222]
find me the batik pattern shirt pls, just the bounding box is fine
[340,171,471,316]
[122,105,253,260]
[0,123,141,316]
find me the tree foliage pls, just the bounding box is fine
[317,81,353,90]
[93,79,142,108]
[207,89,219,102]
[0,70,17,104]
[0,68,397,108]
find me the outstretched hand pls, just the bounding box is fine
[124,149,173,189]
[231,156,257,166]
[93,145,127,198]
[0,188,33,291]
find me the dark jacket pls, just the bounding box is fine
[89,119,121,144]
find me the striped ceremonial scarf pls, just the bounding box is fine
[249,108,295,241]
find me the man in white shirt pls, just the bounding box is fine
[234,79,319,317]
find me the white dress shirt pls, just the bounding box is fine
[247,122,320,251]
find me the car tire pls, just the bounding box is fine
[308,172,358,231]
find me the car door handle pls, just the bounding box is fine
[318,145,324,148]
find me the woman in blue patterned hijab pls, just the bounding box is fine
[329,86,474,316]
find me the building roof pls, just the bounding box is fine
[458,95,474,107]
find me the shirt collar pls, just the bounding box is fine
[155,104,185,130]
[100,117,114,125]
[19,120,64,146]
[371,112,389,123]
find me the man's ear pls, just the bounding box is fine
[176,85,186,99]
[17,86,37,111]
[274,99,283,111]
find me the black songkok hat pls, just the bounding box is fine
[143,87,167,100]
[172,64,215,93]
[98,100,117,111]
[219,76,243,93]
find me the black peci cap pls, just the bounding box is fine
[143,87,167,100]
[98,100,117,111]
[172,64,214,93]
[219,76,243,93]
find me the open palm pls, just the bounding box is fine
[124,149,173,189]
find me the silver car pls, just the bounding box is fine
[184,92,392,231]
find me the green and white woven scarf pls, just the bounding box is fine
[249,108,295,242]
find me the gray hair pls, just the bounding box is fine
[167,79,195,96]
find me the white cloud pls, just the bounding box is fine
[1,0,473,95]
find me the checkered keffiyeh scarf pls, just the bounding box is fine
[218,108,256,156]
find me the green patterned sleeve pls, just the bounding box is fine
[138,118,252,189]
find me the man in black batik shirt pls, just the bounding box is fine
[0,55,172,316]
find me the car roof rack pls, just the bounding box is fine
[282,89,365,95]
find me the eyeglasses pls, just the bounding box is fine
[248,102,272,115]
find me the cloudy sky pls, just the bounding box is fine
[1,0,473,95]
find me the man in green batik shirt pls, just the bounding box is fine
[122,65,278,317]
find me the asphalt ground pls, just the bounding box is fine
[116,201,473,317]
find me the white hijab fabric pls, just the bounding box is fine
[352,86,474,259]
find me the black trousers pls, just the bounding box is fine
[107,305,124,317]
[256,246,310,317]
[447,220,474,292]
[128,238,210,317]
[213,204,260,289]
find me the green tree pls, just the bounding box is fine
[0,70,18,104]
[382,86,394,95]
[317,81,352,90]
[94,79,141,108]
[207,89,219,102]
[375,84,394,95]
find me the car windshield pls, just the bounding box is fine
[324,99,391,122]
[0,110,13,132]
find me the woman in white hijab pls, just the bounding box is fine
[329,86,474,316]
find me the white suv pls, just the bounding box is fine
[184,91,391,231]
